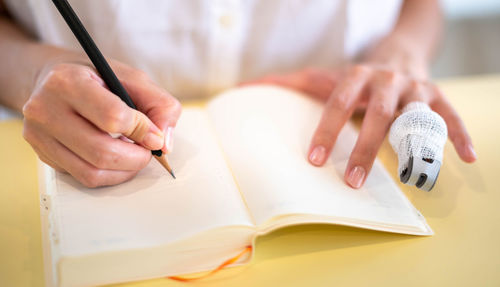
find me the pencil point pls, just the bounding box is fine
[153,154,176,179]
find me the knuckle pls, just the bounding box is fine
[22,97,51,126]
[409,80,425,93]
[350,64,370,77]
[43,63,93,93]
[22,98,41,121]
[91,144,120,169]
[408,80,434,102]
[80,168,104,188]
[43,64,75,90]
[129,69,149,81]
[169,98,182,115]
[377,70,398,84]
[330,93,350,111]
[371,102,393,120]
[102,104,128,133]
[89,148,103,168]
[106,149,123,167]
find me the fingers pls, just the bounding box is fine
[344,73,402,188]
[23,62,180,188]
[430,88,477,163]
[32,146,66,173]
[65,76,166,151]
[294,62,476,191]
[398,80,433,109]
[39,154,66,173]
[39,107,152,171]
[23,124,138,188]
[308,66,370,166]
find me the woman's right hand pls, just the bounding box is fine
[22,57,181,187]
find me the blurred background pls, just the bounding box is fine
[432,0,500,78]
[0,0,499,120]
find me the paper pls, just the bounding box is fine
[207,86,427,230]
[52,108,254,256]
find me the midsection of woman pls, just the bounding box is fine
[4,0,402,99]
[3,0,473,189]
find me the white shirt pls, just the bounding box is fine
[5,0,402,100]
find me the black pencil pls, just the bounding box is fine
[51,0,175,179]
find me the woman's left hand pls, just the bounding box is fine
[245,59,476,189]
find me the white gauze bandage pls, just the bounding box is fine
[389,102,448,191]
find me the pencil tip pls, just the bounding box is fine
[153,154,176,179]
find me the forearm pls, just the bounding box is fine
[363,0,443,79]
[0,15,74,112]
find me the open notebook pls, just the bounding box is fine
[38,85,432,287]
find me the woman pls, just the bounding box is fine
[0,0,476,188]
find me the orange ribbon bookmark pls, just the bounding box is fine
[168,245,252,282]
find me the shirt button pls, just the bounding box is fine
[218,14,234,29]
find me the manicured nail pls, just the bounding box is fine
[165,127,174,153]
[466,143,477,160]
[309,145,326,166]
[143,130,164,150]
[347,166,366,189]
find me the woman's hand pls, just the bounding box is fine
[247,60,476,189]
[244,0,475,189]
[22,56,181,187]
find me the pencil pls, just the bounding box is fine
[51,0,175,179]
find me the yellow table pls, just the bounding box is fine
[1,75,499,287]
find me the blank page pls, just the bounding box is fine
[207,86,429,233]
[48,108,253,257]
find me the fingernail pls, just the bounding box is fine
[165,127,174,153]
[347,166,366,189]
[466,144,477,160]
[309,146,326,166]
[143,130,164,150]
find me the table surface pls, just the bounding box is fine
[1,75,499,287]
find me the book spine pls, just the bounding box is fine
[38,160,60,287]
